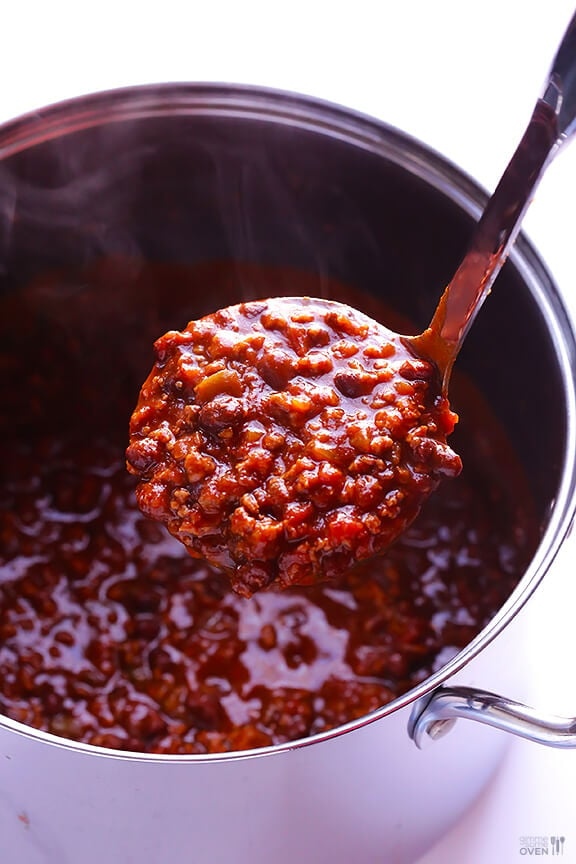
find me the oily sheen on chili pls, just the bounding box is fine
[0,432,531,754]
[0,259,537,755]
[127,297,462,596]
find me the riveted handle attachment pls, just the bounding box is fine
[409,686,576,749]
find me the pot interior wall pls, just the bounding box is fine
[0,109,566,524]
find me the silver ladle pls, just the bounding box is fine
[408,10,576,387]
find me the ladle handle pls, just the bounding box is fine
[413,11,576,383]
[545,9,576,140]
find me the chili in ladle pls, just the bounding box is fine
[127,13,576,596]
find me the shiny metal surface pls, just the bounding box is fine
[412,10,576,382]
[410,686,576,749]
[543,10,576,140]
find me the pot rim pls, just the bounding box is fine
[1,81,575,763]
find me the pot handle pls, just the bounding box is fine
[408,686,576,749]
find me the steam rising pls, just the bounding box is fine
[0,109,394,328]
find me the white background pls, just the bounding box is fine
[2,2,576,861]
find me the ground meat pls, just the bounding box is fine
[127,297,462,596]
[0,259,537,756]
[0,431,531,755]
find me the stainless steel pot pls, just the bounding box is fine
[0,84,575,864]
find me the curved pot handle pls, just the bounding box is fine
[409,686,576,749]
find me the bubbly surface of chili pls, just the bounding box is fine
[0,260,537,754]
[0,432,529,753]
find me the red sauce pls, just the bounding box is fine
[0,260,537,754]
[128,297,461,595]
